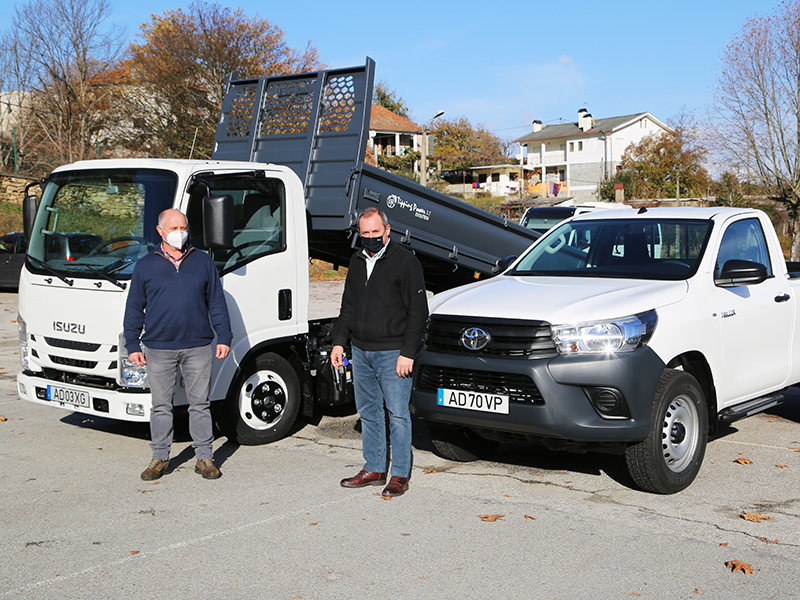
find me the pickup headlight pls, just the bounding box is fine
[118,333,148,388]
[551,310,657,355]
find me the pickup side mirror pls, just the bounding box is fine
[494,255,517,273]
[715,259,768,287]
[22,194,37,242]
[203,194,234,249]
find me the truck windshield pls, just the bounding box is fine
[520,207,576,234]
[510,218,713,280]
[27,169,176,278]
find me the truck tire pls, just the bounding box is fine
[230,352,301,445]
[625,369,708,494]
[426,422,499,462]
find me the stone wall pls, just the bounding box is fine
[0,173,39,205]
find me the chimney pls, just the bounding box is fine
[532,119,542,132]
[578,109,593,132]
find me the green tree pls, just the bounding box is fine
[372,80,410,119]
[429,116,508,170]
[618,113,710,199]
[712,0,800,260]
[124,2,323,159]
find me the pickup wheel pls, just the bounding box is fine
[625,369,708,494]
[229,352,301,445]
[426,422,499,462]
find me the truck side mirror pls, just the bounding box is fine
[203,194,234,249]
[494,255,517,273]
[715,259,768,287]
[23,194,37,242]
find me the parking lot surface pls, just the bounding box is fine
[1,285,798,599]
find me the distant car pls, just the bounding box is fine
[0,232,27,289]
[520,202,632,234]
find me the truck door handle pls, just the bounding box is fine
[775,293,791,303]
[279,289,292,320]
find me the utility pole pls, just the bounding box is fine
[420,110,444,187]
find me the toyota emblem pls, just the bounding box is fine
[461,327,490,350]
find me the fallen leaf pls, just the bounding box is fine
[259,502,269,505]
[756,537,778,544]
[337,436,342,439]
[478,514,505,522]
[628,594,642,597]
[775,464,788,468]
[0,416,7,421]
[524,514,536,520]
[503,494,512,497]
[130,550,140,556]
[725,560,754,574]
[309,522,318,526]
[380,495,392,501]
[534,473,543,477]
[564,481,572,484]
[734,458,753,465]
[423,469,437,474]
[147,481,160,486]
[740,512,773,523]
[719,542,729,547]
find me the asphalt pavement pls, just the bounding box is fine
[1,284,798,599]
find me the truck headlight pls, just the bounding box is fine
[551,310,657,355]
[18,314,29,371]
[118,333,148,388]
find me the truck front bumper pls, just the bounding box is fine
[411,347,666,444]
[17,371,152,422]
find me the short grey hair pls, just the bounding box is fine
[357,206,388,227]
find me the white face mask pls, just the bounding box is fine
[166,230,188,250]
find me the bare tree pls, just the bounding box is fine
[713,1,800,259]
[1,0,125,171]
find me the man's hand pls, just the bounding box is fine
[331,345,344,369]
[128,352,146,366]
[216,344,230,359]
[397,355,414,378]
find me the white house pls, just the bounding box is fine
[514,110,672,200]
[368,105,422,161]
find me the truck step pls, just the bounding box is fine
[718,393,784,425]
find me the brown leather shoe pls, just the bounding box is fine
[195,458,221,480]
[141,459,169,481]
[340,469,387,488]
[381,476,409,497]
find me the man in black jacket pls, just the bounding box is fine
[331,207,428,497]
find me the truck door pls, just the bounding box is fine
[712,217,791,401]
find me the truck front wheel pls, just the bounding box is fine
[230,352,301,445]
[426,422,499,462]
[625,369,708,494]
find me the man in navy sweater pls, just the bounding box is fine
[332,207,428,497]
[124,209,232,481]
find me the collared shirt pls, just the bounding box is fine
[160,242,190,268]
[362,239,389,279]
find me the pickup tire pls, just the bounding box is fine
[229,352,301,445]
[625,369,708,494]
[426,422,499,462]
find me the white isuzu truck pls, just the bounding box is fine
[16,59,538,445]
[412,206,797,493]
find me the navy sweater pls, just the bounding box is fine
[123,247,232,354]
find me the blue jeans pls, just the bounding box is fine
[351,345,413,478]
[143,344,214,461]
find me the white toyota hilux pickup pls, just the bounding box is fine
[412,206,798,493]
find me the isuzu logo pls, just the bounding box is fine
[461,327,490,350]
[53,321,86,335]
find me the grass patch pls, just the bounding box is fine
[0,203,23,235]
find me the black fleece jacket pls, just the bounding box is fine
[333,241,428,358]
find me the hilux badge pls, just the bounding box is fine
[461,327,490,350]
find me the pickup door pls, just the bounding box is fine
[712,215,792,402]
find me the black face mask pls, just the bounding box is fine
[361,236,385,253]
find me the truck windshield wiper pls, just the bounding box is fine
[83,263,127,289]
[26,255,74,286]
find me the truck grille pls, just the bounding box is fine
[423,315,557,358]
[417,365,543,405]
[44,337,102,352]
[49,355,98,369]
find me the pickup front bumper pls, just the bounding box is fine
[411,347,666,444]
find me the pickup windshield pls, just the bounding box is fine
[510,218,713,280]
[27,169,176,278]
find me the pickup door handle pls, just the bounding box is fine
[775,293,791,303]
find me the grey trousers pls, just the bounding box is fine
[143,344,214,461]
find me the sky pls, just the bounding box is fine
[3,0,768,143]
